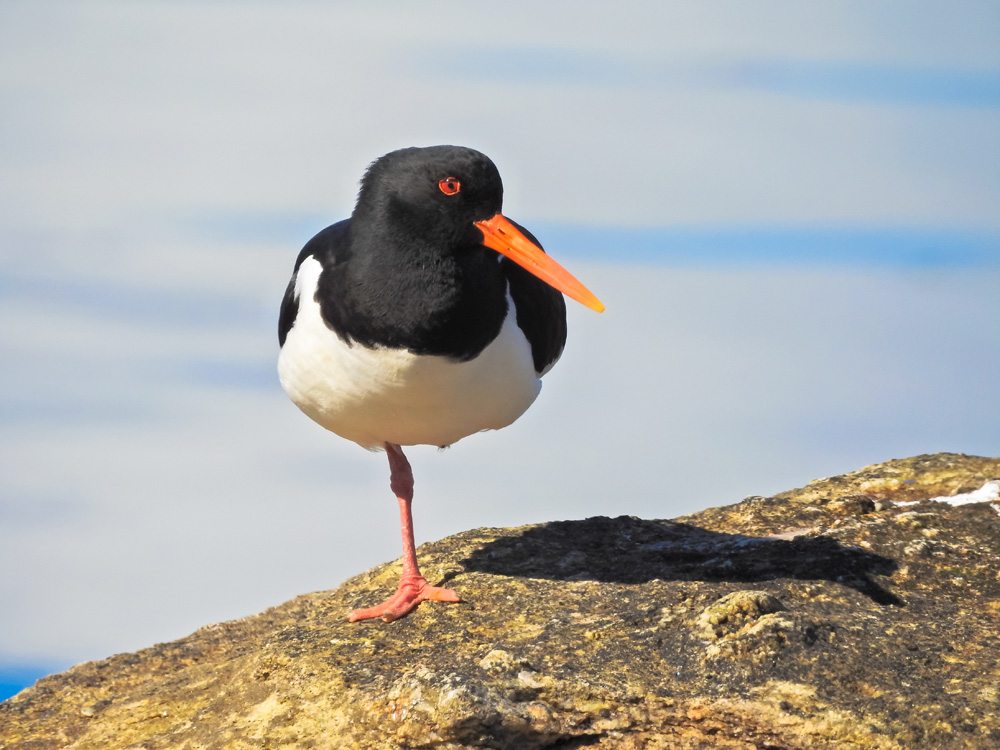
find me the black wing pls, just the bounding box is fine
[501,220,567,375]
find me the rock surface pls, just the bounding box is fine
[3,452,1000,749]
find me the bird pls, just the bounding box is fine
[277,145,604,622]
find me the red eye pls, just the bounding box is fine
[438,177,461,196]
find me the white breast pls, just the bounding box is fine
[277,256,542,450]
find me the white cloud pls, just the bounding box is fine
[1,0,998,670]
[1,1,997,233]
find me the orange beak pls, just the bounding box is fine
[474,214,605,313]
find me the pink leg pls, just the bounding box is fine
[347,443,461,622]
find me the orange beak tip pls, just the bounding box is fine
[476,214,605,314]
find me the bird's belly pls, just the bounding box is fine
[278,295,541,450]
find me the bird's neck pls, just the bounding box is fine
[322,220,510,359]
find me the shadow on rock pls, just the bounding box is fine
[460,516,902,606]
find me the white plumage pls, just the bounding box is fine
[278,256,543,450]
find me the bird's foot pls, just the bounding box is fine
[347,575,460,623]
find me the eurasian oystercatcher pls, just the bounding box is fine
[277,145,603,622]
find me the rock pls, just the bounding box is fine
[694,589,787,641]
[3,452,1000,749]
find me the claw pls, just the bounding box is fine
[348,576,461,622]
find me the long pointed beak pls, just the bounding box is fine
[474,214,605,313]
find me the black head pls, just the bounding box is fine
[353,145,505,249]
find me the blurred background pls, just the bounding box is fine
[2,1,998,699]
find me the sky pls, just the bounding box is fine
[1,0,998,699]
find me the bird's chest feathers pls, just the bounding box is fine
[278,256,541,449]
[322,243,508,360]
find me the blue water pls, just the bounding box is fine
[440,50,1000,109]
[530,224,1000,269]
[183,211,1000,270]
[0,666,59,702]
